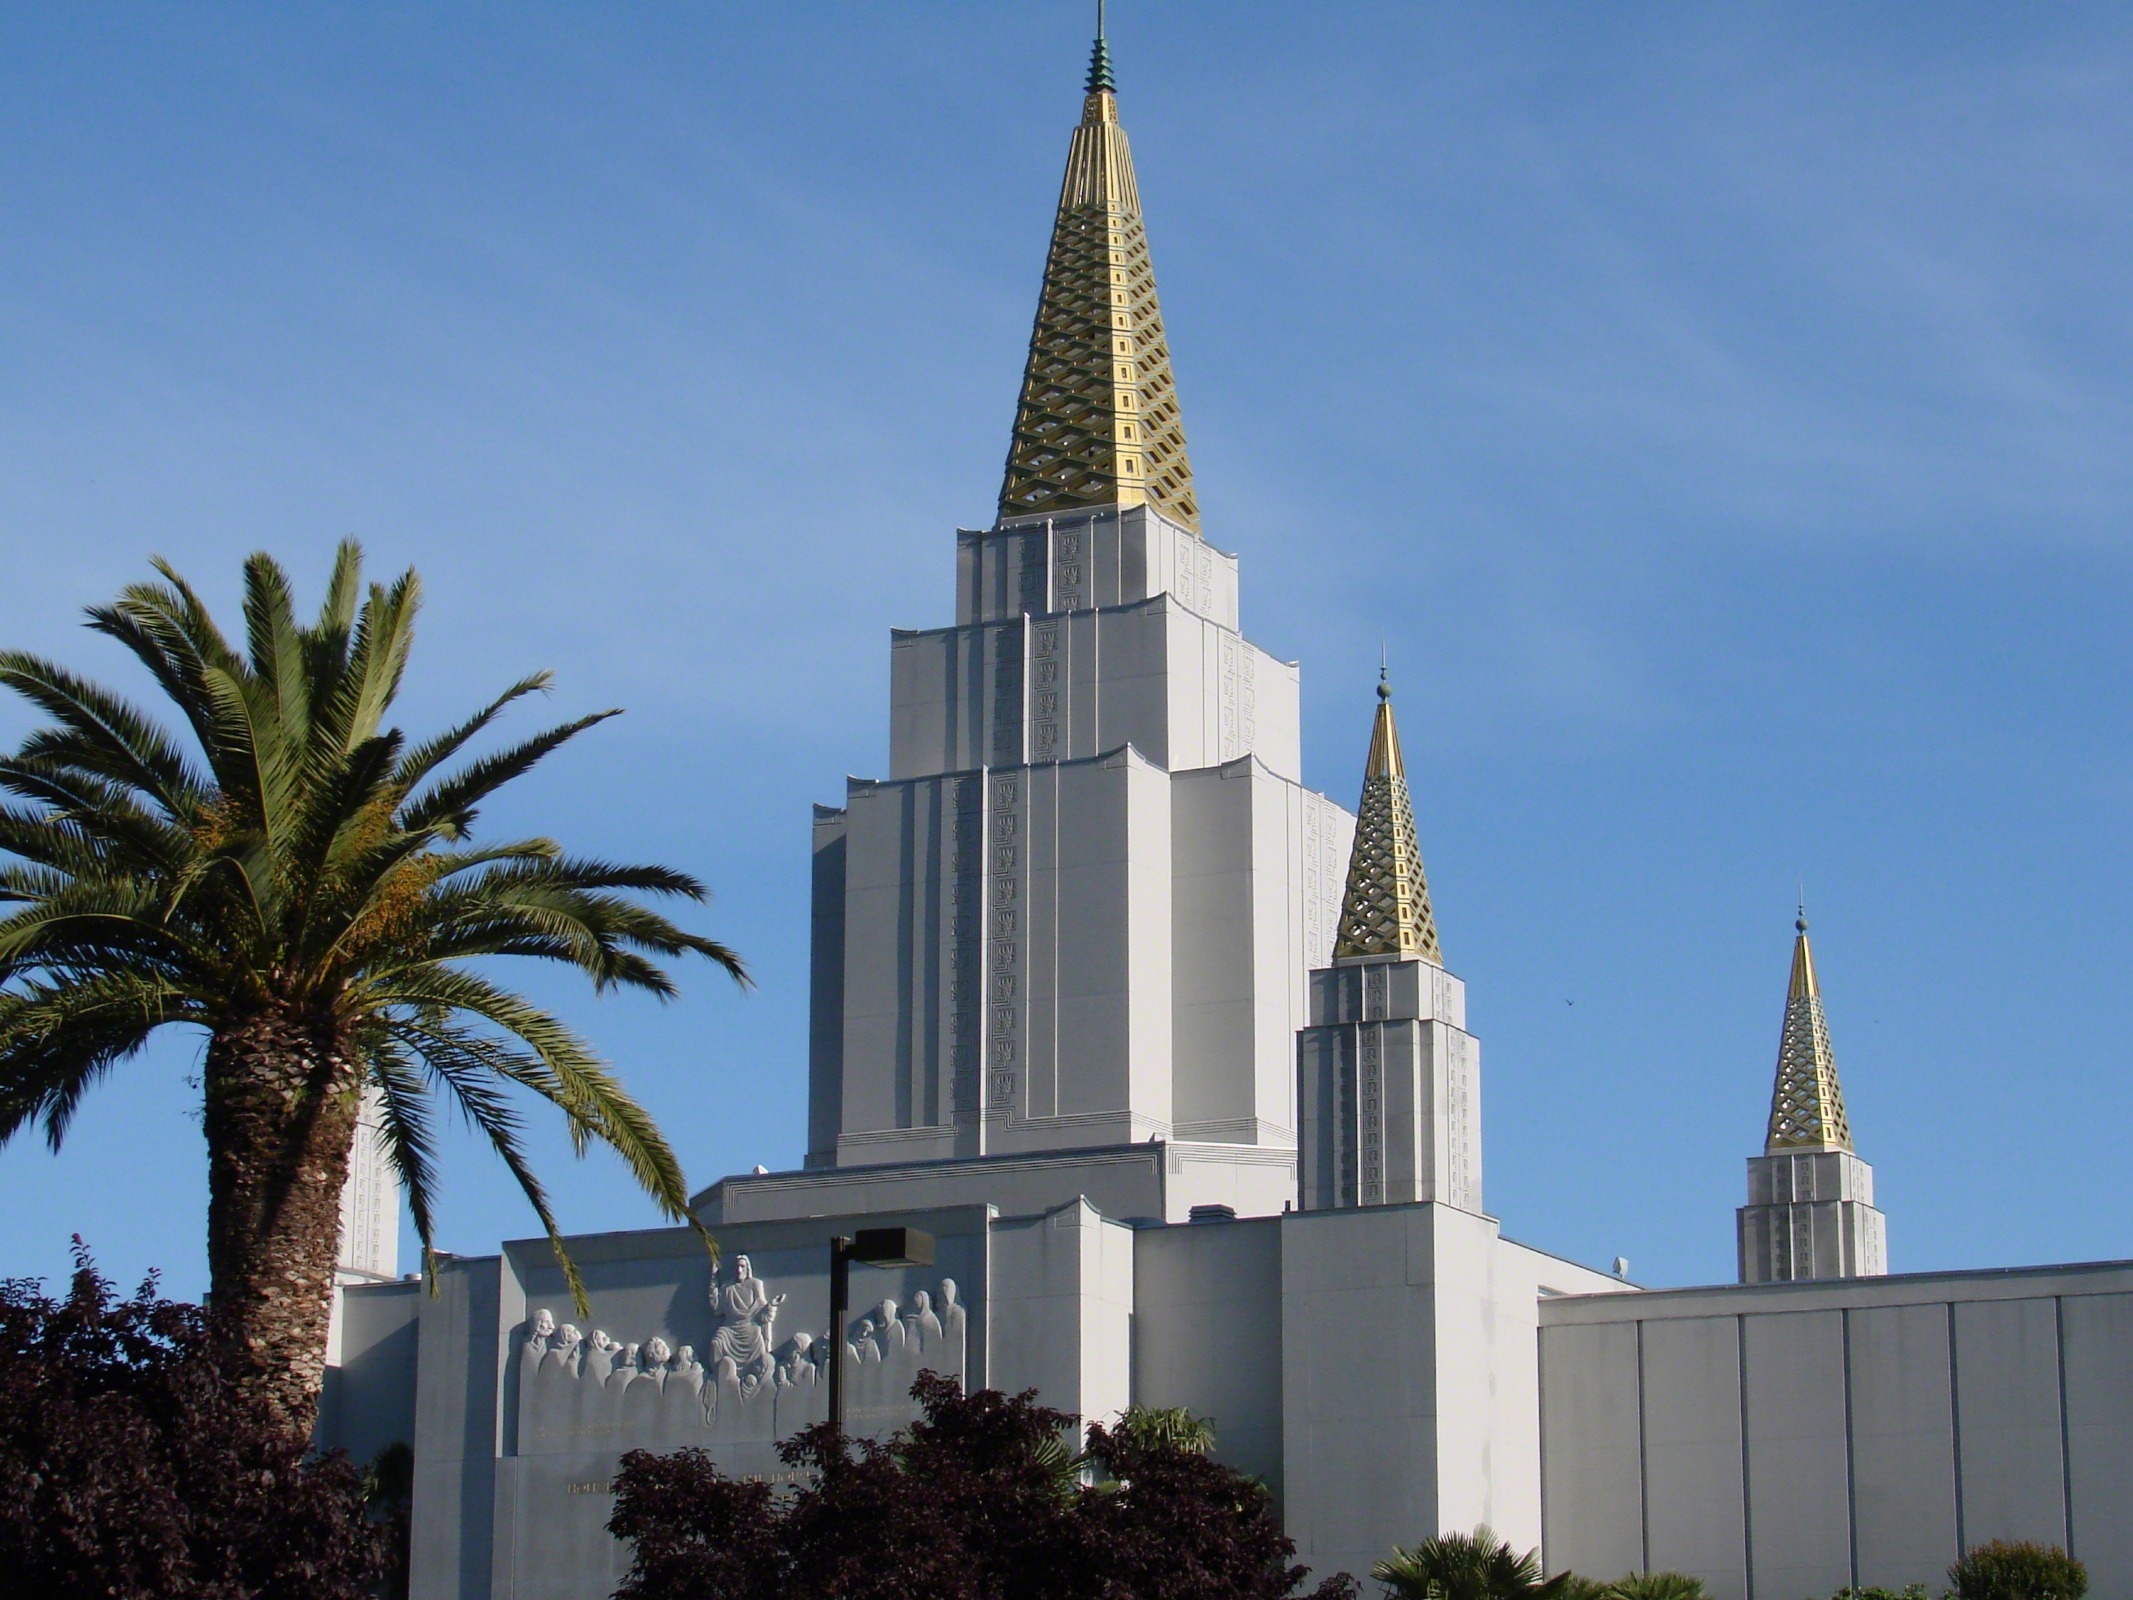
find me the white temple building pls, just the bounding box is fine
[322,23,2133,1600]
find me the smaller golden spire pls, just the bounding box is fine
[1332,668,1442,963]
[1764,908,1853,1152]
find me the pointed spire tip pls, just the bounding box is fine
[1087,1,1117,94]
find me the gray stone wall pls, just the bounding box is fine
[1539,1261,2133,1600]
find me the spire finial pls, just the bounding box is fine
[1087,1,1117,94]
[1378,646,1391,701]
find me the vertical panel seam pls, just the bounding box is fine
[1636,1318,1651,1576]
[1948,1301,1966,1557]
[1738,1314,1754,1600]
[2056,1296,2075,1558]
[1536,1326,1552,1574]
[1842,1307,1860,1591]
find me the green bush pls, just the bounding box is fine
[1947,1541,2087,1600]
[1828,1587,1929,1600]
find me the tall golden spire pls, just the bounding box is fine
[1332,670,1443,962]
[1763,909,1854,1152]
[998,12,1199,531]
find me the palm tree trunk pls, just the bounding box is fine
[202,1004,363,1435]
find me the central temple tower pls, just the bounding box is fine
[801,23,1353,1219]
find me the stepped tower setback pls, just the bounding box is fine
[1736,911,1888,1281]
[800,21,1353,1221]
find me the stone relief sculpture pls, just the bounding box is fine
[907,1290,943,1351]
[517,1256,965,1448]
[708,1255,786,1391]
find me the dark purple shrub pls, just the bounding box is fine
[609,1373,1356,1600]
[0,1241,383,1600]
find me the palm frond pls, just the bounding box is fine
[398,710,619,839]
[360,1040,444,1290]
[383,1013,597,1313]
[310,539,365,663]
[341,570,420,747]
[0,759,192,875]
[0,974,202,1149]
[241,550,314,766]
[363,966,696,1224]
[0,652,206,818]
[392,672,554,792]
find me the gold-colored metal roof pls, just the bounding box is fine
[997,28,1199,531]
[1763,914,1854,1152]
[1332,675,1442,963]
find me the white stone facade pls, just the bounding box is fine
[808,501,1351,1196]
[1737,1147,1888,1283]
[335,1085,397,1282]
[1297,955,1481,1212]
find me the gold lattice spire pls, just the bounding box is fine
[1332,670,1443,963]
[997,14,1199,531]
[1763,909,1854,1152]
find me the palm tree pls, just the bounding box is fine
[1372,1525,1574,1600]
[0,543,746,1430]
[1603,1577,1708,1600]
[1112,1404,1217,1455]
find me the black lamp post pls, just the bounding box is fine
[827,1225,936,1439]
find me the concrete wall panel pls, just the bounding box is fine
[2061,1293,2133,1593]
[1279,1206,1437,1588]
[1639,1317,1746,1600]
[1953,1297,2066,1548]
[1539,1322,1643,1582]
[1846,1302,1958,1590]
[1133,1220,1285,1493]
[1742,1310,1851,1600]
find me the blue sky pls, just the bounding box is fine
[2,3,2128,1297]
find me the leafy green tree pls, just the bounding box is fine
[1948,1541,2087,1600]
[0,544,745,1428]
[1371,1525,1573,1600]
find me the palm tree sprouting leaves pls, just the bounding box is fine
[1369,1531,1715,1600]
[0,542,746,1418]
[1600,1577,1709,1600]
[1371,1525,1575,1600]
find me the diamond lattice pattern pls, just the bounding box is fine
[1333,770,1442,963]
[999,95,1198,531]
[1765,988,1852,1151]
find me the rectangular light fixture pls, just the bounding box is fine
[848,1226,936,1268]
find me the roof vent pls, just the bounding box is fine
[1188,1204,1236,1224]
